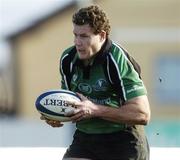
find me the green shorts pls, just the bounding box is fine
[63,129,149,160]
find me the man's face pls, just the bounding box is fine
[73,24,103,60]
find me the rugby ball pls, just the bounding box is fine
[35,89,81,122]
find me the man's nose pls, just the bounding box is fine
[74,37,82,46]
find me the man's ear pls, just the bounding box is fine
[100,30,106,42]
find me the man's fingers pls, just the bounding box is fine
[40,115,45,120]
[46,119,63,127]
[76,92,88,101]
[40,114,48,120]
[66,100,81,108]
[70,111,84,123]
[40,114,64,127]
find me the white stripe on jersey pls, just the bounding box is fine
[112,41,143,83]
[106,56,113,84]
[108,53,127,101]
[60,54,69,90]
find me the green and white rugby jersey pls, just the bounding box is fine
[59,39,147,134]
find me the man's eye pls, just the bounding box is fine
[80,35,88,38]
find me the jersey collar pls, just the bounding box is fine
[94,38,112,64]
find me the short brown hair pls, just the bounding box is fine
[72,5,111,36]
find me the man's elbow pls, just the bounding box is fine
[140,111,151,125]
[140,97,151,125]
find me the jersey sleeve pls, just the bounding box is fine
[59,61,68,89]
[59,47,74,90]
[109,44,147,101]
[118,53,147,100]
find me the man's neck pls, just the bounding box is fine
[83,57,95,66]
[84,39,107,66]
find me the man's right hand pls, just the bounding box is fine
[40,115,64,127]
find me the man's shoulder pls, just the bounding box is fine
[110,42,128,61]
[61,45,76,58]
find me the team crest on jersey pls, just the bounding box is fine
[93,79,108,91]
[78,83,92,94]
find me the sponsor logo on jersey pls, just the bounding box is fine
[127,85,144,94]
[78,83,92,94]
[88,97,111,105]
[93,79,108,91]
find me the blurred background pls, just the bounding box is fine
[0,0,180,148]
